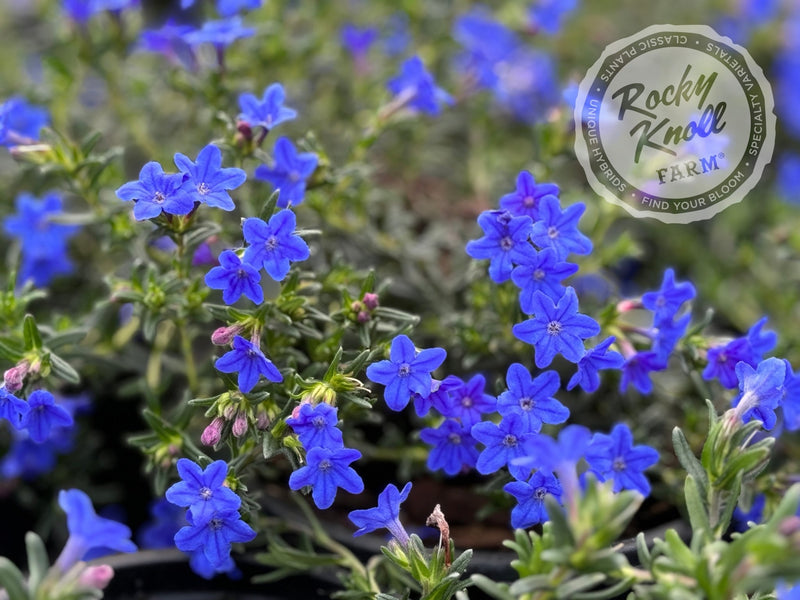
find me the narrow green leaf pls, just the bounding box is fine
[49,353,81,384]
[259,189,281,222]
[573,576,636,600]
[324,347,343,381]
[468,575,514,600]
[635,532,652,569]
[672,427,708,496]
[24,532,49,590]
[0,557,29,600]
[509,574,553,595]
[22,314,42,351]
[684,475,711,540]
[555,573,606,598]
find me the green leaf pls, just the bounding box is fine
[22,314,42,351]
[555,573,606,598]
[468,575,514,600]
[635,532,652,570]
[573,576,636,600]
[672,427,708,496]
[24,532,49,590]
[684,475,711,540]
[259,188,281,222]
[49,353,81,384]
[509,574,553,595]
[0,557,29,600]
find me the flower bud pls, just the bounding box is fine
[362,292,379,310]
[201,417,225,446]
[232,411,248,437]
[3,361,30,393]
[256,408,269,430]
[78,565,114,590]
[236,120,253,142]
[357,310,371,323]
[211,325,242,346]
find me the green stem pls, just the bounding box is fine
[178,318,198,396]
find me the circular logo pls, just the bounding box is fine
[574,24,775,223]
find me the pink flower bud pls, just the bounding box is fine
[3,361,29,393]
[78,565,114,590]
[232,412,248,437]
[350,300,364,313]
[201,417,225,446]
[236,120,253,141]
[256,409,269,430]
[357,311,371,323]
[211,325,241,346]
[362,292,379,310]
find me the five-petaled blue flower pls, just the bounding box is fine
[641,268,696,323]
[503,471,562,529]
[254,137,318,207]
[242,210,310,281]
[619,350,665,395]
[419,419,479,476]
[54,489,137,572]
[731,357,786,430]
[0,96,49,146]
[288,446,364,509]
[438,373,496,427]
[499,171,560,220]
[165,459,242,525]
[0,388,28,429]
[205,250,263,305]
[472,413,537,480]
[386,55,454,115]
[348,482,412,546]
[512,288,600,368]
[530,196,592,261]
[340,24,379,62]
[215,335,283,393]
[183,17,255,50]
[20,389,74,443]
[238,83,297,132]
[174,508,256,570]
[567,336,624,393]
[286,403,344,450]
[496,363,567,433]
[174,144,247,211]
[512,246,579,311]
[116,161,195,221]
[466,210,533,283]
[585,423,659,496]
[366,334,447,411]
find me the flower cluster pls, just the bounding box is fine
[165,459,255,577]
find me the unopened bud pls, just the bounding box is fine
[236,120,253,142]
[232,411,248,437]
[256,408,269,430]
[211,325,242,346]
[362,292,379,310]
[350,300,364,313]
[357,310,371,323]
[201,417,225,446]
[78,565,114,590]
[3,361,30,393]
[779,515,800,537]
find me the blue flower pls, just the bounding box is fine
[174,508,255,570]
[530,196,592,261]
[242,210,310,281]
[731,358,786,430]
[412,375,462,417]
[503,471,562,529]
[651,313,690,363]
[366,334,447,412]
[466,210,533,283]
[387,55,453,116]
[437,373,496,427]
[20,390,74,443]
[0,387,29,429]
[4,192,80,287]
[348,482,412,546]
[217,0,262,17]
[522,424,592,473]
[777,153,800,203]
[189,549,240,580]
[174,144,246,211]
[703,337,755,389]
[641,268,696,323]
[472,413,536,480]
[419,419,479,476]
[731,493,765,533]
[288,446,364,509]
[204,250,263,304]
[116,161,195,221]
[286,403,344,450]
[496,364,566,432]
[585,423,659,495]
[567,337,624,393]
[183,17,255,50]
[138,22,197,70]
[512,246,579,311]
[214,335,283,393]
[238,83,297,132]
[254,137,318,207]
[782,359,800,431]
[0,97,49,146]
[512,288,600,368]
[747,317,777,358]
[528,0,579,35]
[453,9,519,90]
[165,459,242,525]
[340,24,378,62]
[499,171,559,220]
[55,489,137,572]
[138,499,187,549]
[619,350,665,394]
[382,13,410,57]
